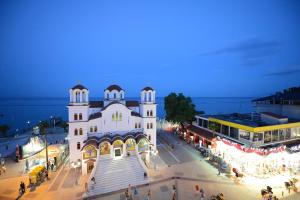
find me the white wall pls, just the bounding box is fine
[101,103,141,132]
[68,105,89,122]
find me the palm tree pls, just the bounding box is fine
[39,120,50,169]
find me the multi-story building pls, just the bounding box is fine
[180,106,300,177]
[67,84,157,174]
[252,86,300,120]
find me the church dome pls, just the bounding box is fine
[105,85,123,92]
[141,86,154,91]
[71,84,88,90]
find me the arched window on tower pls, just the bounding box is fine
[74,129,78,136]
[114,93,116,99]
[121,93,123,99]
[90,126,93,132]
[82,92,85,102]
[79,128,83,135]
[106,93,109,99]
[147,123,149,129]
[135,123,138,129]
[76,92,80,102]
[77,142,81,150]
[79,113,82,120]
[74,114,78,120]
[147,110,149,116]
[150,110,153,116]
[144,93,147,102]
[116,111,119,121]
[149,92,152,102]
[94,126,97,132]
[112,114,115,121]
[138,123,141,128]
[150,123,153,129]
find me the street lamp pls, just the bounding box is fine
[71,161,81,185]
[50,116,56,130]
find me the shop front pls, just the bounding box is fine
[214,138,300,178]
[24,144,68,172]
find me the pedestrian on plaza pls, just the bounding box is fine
[133,187,138,196]
[19,183,23,196]
[288,187,291,194]
[91,177,96,184]
[172,190,176,200]
[22,182,26,193]
[85,182,88,193]
[200,188,205,200]
[194,184,200,197]
[45,170,49,180]
[145,189,151,200]
[125,189,130,200]
[281,190,284,197]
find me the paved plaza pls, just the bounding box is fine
[0,130,299,200]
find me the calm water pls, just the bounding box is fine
[0,97,255,134]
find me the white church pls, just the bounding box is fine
[67,84,157,175]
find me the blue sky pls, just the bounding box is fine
[0,0,300,98]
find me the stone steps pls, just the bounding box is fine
[88,155,148,196]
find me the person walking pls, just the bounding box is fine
[200,188,205,200]
[144,189,151,200]
[133,187,138,199]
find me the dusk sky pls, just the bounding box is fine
[1,0,300,98]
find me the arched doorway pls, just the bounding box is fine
[83,145,97,173]
[113,140,123,158]
[99,141,111,156]
[125,138,136,155]
[137,137,150,164]
[137,138,149,153]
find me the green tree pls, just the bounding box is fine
[0,124,10,137]
[164,93,196,123]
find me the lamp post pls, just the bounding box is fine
[71,161,81,185]
[50,116,56,130]
[26,121,31,132]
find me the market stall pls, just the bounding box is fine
[28,165,46,185]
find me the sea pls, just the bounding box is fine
[0,97,255,135]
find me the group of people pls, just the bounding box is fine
[123,184,150,200]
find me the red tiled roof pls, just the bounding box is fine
[261,112,287,119]
[186,125,215,141]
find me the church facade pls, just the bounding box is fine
[67,84,157,174]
